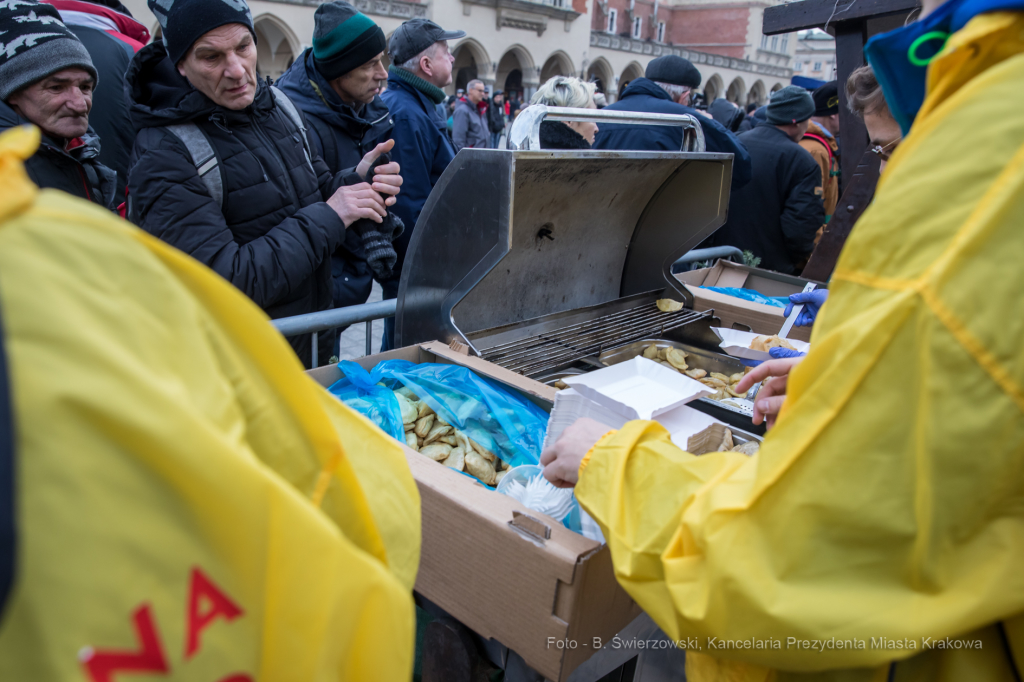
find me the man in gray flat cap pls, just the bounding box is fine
[708,85,825,274]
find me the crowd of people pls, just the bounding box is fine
[1,0,1022,677]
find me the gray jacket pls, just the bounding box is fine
[452,97,489,151]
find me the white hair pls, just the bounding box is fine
[654,81,691,101]
[398,42,443,72]
[530,75,597,108]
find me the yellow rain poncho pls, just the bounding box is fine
[576,11,1024,682]
[0,126,420,681]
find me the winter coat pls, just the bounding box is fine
[592,78,752,189]
[798,119,840,226]
[379,71,456,284]
[0,124,419,680]
[708,97,743,132]
[487,98,505,134]
[276,48,394,311]
[46,0,150,195]
[125,42,350,368]
[539,120,591,150]
[709,123,824,274]
[452,97,489,151]
[0,101,116,208]
[576,9,1024,682]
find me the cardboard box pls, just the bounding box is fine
[308,342,641,681]
[674,259,824,343]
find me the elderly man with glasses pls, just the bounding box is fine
[452,79,490,151]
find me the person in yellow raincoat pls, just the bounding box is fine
[0,124,420,681]
[541,0,1024,680]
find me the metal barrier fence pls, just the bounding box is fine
[271,298,396,368]
[269,247,742,366]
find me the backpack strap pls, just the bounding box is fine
[802,132,835,165]
[304,113,339,169]
[164,123,224,209]
[270,86,315,175]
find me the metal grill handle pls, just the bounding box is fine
[506,104,706,153]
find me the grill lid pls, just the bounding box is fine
[396,144,733,350]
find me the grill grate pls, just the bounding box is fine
[481,303,710,378]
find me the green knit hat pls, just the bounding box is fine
[312,1,386,81]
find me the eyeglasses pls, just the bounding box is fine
[870,138,901,161]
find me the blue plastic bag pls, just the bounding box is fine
[700,286,791,308]
[327,360,549,470]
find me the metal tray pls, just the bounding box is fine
[598,339,765,434]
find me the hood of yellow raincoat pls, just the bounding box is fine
[0,125,420,681]
[575,11,1024,682]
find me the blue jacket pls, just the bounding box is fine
[277,49,394,310]
[593,78,752,189]
[380,72,456,278]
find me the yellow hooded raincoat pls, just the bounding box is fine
[576,11,1024,682]
[0,126,421,681]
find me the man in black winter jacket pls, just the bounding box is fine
[708,86,825,275]
[127,0,402,368]
[276,1,397,322]
[0,1,116,209]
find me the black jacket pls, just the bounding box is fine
[539,121,591,150]
[276,48,394,311]
[708,98,744,132]
[708,123,825,274]
[67,24,134,194]
[0,101,116,208]
[125,42,349,367]
[487,98,505,134]
[592,79,752,190]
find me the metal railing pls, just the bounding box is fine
[271,299,397,368]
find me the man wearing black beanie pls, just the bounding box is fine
[125,0,404,368]
[277,1,403,335]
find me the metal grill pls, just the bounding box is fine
[481,302,710,378]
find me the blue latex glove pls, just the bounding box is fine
[783,290,830,327]
[738,357,763,367]
[769,346,806,359]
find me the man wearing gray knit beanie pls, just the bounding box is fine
[706,85,825,274]
[0,0,116,208]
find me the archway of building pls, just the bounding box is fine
[703,74,724,103]
[451,38,492,94]
[618,61,644,98]
[540,50,576,84]
[771,82,784,93]
[253,14,300,80]
[748,80,767,106]
[725,77,746,104]
[496,45,535,101]
[585,57,615,96]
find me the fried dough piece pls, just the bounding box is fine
[469,437,496,463]
[414,414,434,438]
[700,377,728,389]
[417,401,434,419]
[710,372,732,383]
[443,447,466,472]
[685,369,707,380]
[424,422,453,445]
[420,443,453,461]
[717,429,734,452]
[396,393,418,425]
[666,348,689,370]
[750,335,796,352]
[642,344,659,359]
[730,373,745,383]
[405,431,420,451]
[465,452,497,486]
[656,299,684,312]
[494,470,509,486]
[731,440,761,455]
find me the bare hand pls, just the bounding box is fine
[734,358,804,428]
[540,418,615,488]
[327,182,387,226]
[356,140,402,206]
